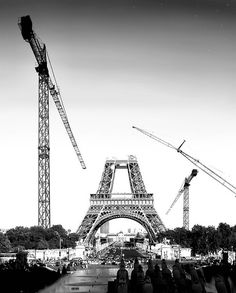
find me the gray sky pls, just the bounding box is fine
[0,0,236,233]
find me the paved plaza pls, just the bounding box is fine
[38,265,132,293]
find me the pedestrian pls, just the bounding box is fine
[136,264,145,293]
[143,275,153,293]
[161,260,175,293]
[116,259,129,293]
[145,259,155,286]
[173,264,188,293]
[153,263,165,293]
[130,258,139,293]
[189,264,203,293]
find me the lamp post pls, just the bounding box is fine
[54,231,61,266]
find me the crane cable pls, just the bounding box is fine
[180,151,236,195]
[46,50,68,117]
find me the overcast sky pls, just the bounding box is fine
[0,0,236,233]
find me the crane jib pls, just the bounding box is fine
[133,126,236,196]
[19,15,86,170]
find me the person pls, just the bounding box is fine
[172,263,188,293]
[143,275,153,293]
[161,259,175,293]
[145,259,155,286]
[62,264,67,275]
[116,259,129,293]
[189,264,203,293]
[130,258,139,293]
[136,264,145,293]
[153,263,164,293]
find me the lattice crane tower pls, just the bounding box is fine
[166,169,198,230]
[77,155,166,245]
[18,16,86,228]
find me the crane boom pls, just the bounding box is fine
[18,15,86,228]
[133,126,236,196]
[19,15,86,169]
[48,80,86,169]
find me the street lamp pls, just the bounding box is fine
[54,231,62,265]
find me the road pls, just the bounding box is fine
[38,245,150,293]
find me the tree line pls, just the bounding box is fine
[157,222,236,255]
[0,225,80,252]
[1,222,236,255]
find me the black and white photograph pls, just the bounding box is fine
[0,0,236,292]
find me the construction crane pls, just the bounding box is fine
[166,169,198,230]
[133,126,236,196]
[18,15,86,229]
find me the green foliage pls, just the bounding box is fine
[6,225,79,250]
[6,226,30,249]
[5,222,236,255]
[0,232,12,252]
[157,222,236,255]
[64,233,80,249]
[217,222,231,249]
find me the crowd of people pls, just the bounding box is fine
[114,258,236,293]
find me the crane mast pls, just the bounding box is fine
[18,15,86,228]
[166,169,198,230]
[133,126,236,196]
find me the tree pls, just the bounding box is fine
[28,226,47,249]
[37,239,49,250]
[205,226,218,253]
[49,225,67,238]
[217,222,231,250]
[157,229,175,244]
[64,233,80,248]
[6,226,30,250]
[46,225,67,249]
[173,227,191,247]
[229,225,236,250]
[191,225,207,255]
[0,232,11,252]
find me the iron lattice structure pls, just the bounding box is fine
[166,169,197,230]
[38,63,50,228]
[19,16,86,228]
[183,181,190,230]
[77,155,166,245]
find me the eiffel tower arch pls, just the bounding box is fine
[77,155,166,246]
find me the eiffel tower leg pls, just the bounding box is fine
[76,207,100,244]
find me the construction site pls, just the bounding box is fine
[1,2,236,292]
[16,14,236,247]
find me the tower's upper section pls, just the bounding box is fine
[91,155,153,199]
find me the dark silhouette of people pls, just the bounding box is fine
[136,264,145,293]
[153,263,165,293]
[143,275,153,293]
[161,259,175,293]
[116,259,129,293]
[145,259,155,286]
[130,258,139,293]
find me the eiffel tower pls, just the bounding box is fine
[77,155,166,245]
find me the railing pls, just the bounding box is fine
[90,193,153,199]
